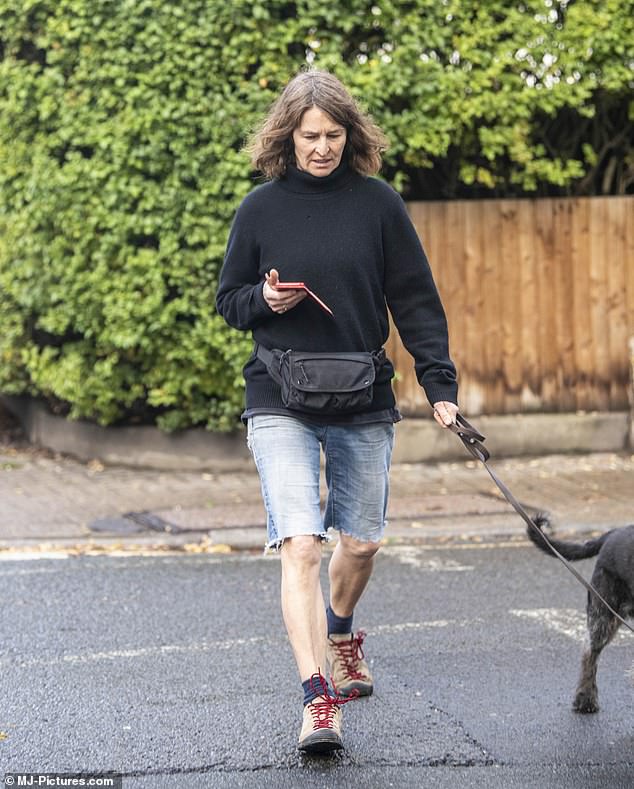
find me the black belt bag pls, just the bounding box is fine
[255,344,385,414]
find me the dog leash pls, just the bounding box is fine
[448,414,634,634]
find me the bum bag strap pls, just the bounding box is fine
[254,342,273,367]
[254,343,282,385]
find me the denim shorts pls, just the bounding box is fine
[246,414,394,552]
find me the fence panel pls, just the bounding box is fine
[386,196,634,415]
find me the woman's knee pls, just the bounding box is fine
[338,533,381,561]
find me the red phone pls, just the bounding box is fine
[276,281,334,316]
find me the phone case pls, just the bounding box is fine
[275,282,334,316]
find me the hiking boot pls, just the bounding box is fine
[298,671,354,754]
[327,630,373,697]
[298,696,343,754]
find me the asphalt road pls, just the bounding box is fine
[1,543,632,788]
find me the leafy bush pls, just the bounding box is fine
[0,1,631,429]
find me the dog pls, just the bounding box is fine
[527,515,634,713]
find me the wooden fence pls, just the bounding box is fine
[387,196,634,416]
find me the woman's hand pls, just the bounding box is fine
[433,401,458,428]
[263,268,306,315]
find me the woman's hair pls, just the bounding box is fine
[247,69,389,179]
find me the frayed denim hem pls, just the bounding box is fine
[333,521,388,545]
[263,531,332,555]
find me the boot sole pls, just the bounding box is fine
[298,732,344,754]
[338,683,373,697]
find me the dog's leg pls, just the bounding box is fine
[573,587,621,713]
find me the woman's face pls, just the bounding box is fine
[292,106,347,177]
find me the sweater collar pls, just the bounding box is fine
[279,158,355,195]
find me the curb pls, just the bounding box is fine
[0,529,609,557]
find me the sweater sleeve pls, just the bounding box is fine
[215,198,273,331]
[381,190,459,406]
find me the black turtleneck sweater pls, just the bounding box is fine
[216,160,458,421]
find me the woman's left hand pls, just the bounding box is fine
[433,401,458,428]
[263,268,306,314]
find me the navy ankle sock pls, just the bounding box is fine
[303,674,332,706]
[326,604,353,636]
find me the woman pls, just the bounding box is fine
[216,69,459,754]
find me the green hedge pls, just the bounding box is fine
[1,1,631,429]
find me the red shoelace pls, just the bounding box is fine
[330,630,368,681]
[307,671,356,729]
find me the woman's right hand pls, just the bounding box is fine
[263,268,306,315]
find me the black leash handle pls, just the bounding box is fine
[449,414,634,635]
[448,413,489,462]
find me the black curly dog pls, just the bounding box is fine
[528,515,634,713]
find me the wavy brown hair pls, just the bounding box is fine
[247,70,389,179]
